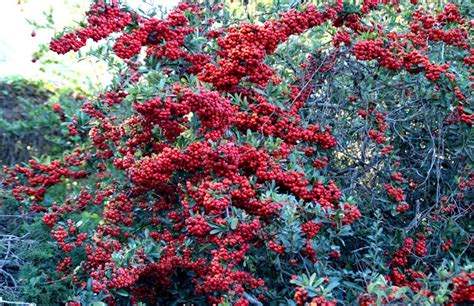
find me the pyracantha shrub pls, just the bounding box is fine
[1,0,473,305]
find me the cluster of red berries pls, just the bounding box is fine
[294,286,336,306]
[391,238,414,267]
[50,3,134,54]
[113,3,199,60]
[351,2,470,91]
[199,0,343,89]
[450,271,474,303]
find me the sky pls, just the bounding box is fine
[0,0,178,87]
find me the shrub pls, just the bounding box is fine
[1,0,472,305]
[0,78,89,302]
[0,77,90,165]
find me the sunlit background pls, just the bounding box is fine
[0,0,179,88]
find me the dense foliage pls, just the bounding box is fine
[1,0,472,305]
[0,78,90,304]
[0,78,88,165]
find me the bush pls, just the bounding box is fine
[0,77,89,165]
[1,0,472,305]
[0,77,89,303]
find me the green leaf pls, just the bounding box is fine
[116,289,129,297]
[326,281,340,292]
[230,218,238,230]
[342,281,365,292]
[210,228,223,235]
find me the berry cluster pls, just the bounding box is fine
[50,3,134,54]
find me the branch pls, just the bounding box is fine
[242,292,263,306]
